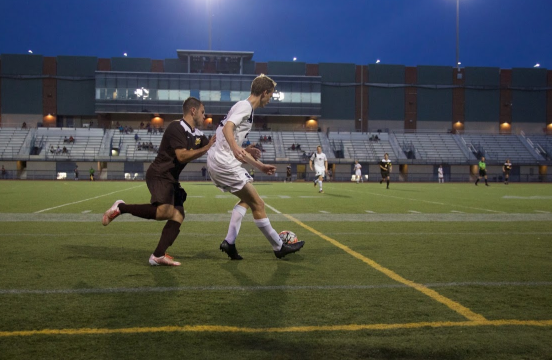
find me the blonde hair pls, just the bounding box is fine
[251,74,276,96]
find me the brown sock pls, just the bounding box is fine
[153,220,181,257]
[118,203,157,220]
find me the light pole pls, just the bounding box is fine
[456,0,460,69]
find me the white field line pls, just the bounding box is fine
[319,211,331,214]
[534,210,551,214]
[408,210,421,214]
[265,204,281,214]
[3,231,552,237]
[365,210,376,213]
[2,281,551,296]
[340,188,505,213]
[34,185,144,213]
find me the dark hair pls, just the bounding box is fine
[251,74,277,96]
[182,97,203,115]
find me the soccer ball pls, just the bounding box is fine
[279,230,299,244]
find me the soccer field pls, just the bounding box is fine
[1,180,551,359]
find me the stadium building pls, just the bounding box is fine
[0,50,551,182]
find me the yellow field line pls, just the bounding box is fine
[2,320,552,337]
[280,213,487,322]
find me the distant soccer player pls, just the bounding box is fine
[379,153,392,189]
[503,159,512,185]
[286,165,292,183]
[101,97,216,266]
[207,74,304,260]
[354,160,362,184]
[475,156,489,186]
[310,145,328,193]
[438,164,444,184]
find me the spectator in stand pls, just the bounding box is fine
[259,135,263,143]
[291,144,295,151]
[135,133,141,142]
[22,122,27,129]
[62,146,68,154]
[137,142,142,150]
[63,136,69,143]
[201,166,207,180]
[1,165,7,179]
[245,139,251,147]
[263,135,267,142]
[267,136,272,142]
[140,122,145,129]
[69,136,74,143]
[56,146,62,154]
[296,144,301,151]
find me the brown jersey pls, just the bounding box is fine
[148,119,208,182]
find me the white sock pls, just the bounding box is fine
[314,178,319,184]
[225,205,246,244]
[254,218,283,251]
[319,180,323,191]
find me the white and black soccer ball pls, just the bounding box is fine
[279,230,298,244]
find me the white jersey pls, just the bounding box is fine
[310,152,327,171]
[354,163,362,175]
[208,100,253,169]
[438,167,444,178]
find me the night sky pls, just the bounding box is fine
[1,0,550,68]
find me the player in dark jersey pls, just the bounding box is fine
[286,165,292,183]
[101,97,216,266]
[503,159,512,185]
[475,156,489,186]
[379,153,392,189]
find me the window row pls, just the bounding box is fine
[95,88,321,103]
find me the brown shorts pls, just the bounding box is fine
[146,171,187,207]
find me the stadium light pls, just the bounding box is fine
[534,63,540,68]
[376,59,381,64]
[123,53,128,57]
[293,57,297,61]
[28,50,33,54]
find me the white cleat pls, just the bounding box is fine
[149,254,181,266]
[102,200,125,226]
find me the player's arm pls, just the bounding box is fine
[222,122,273,174]
[388,163,392,172]
[245,144,261,160]
[175,135,216,163]
[309,159,314,171]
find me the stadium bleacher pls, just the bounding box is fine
[461,134,540,163]
[393,132,469,163]
[0,127,31,159]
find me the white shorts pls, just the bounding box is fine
[207,162,253,193]
[355,170,361,176]
[315,168,325,178]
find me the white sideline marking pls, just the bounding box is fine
[34,185,144,213]
[341,188,505,213]
[81,210,91,214]
[408,210,421,214]
[2,281,551,296]
[319,211,331,214]
[534,210,550,214]
[451,210,464,213]
[278,195,291,199]
[365,210,376,213]
[264,204,281,214]
[503,196,552,200]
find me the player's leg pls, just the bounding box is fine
[225,201,249,245]
[233,183,304,258]
[475,175,480,185]
[484,174,489,186]
[318,174,324,193]
[149,184,186,266]
[386,175,390,189]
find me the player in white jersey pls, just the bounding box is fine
[438,164,444,184]
[207,74,304,260]
[354,160,362,184]
[310,145,328,193]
